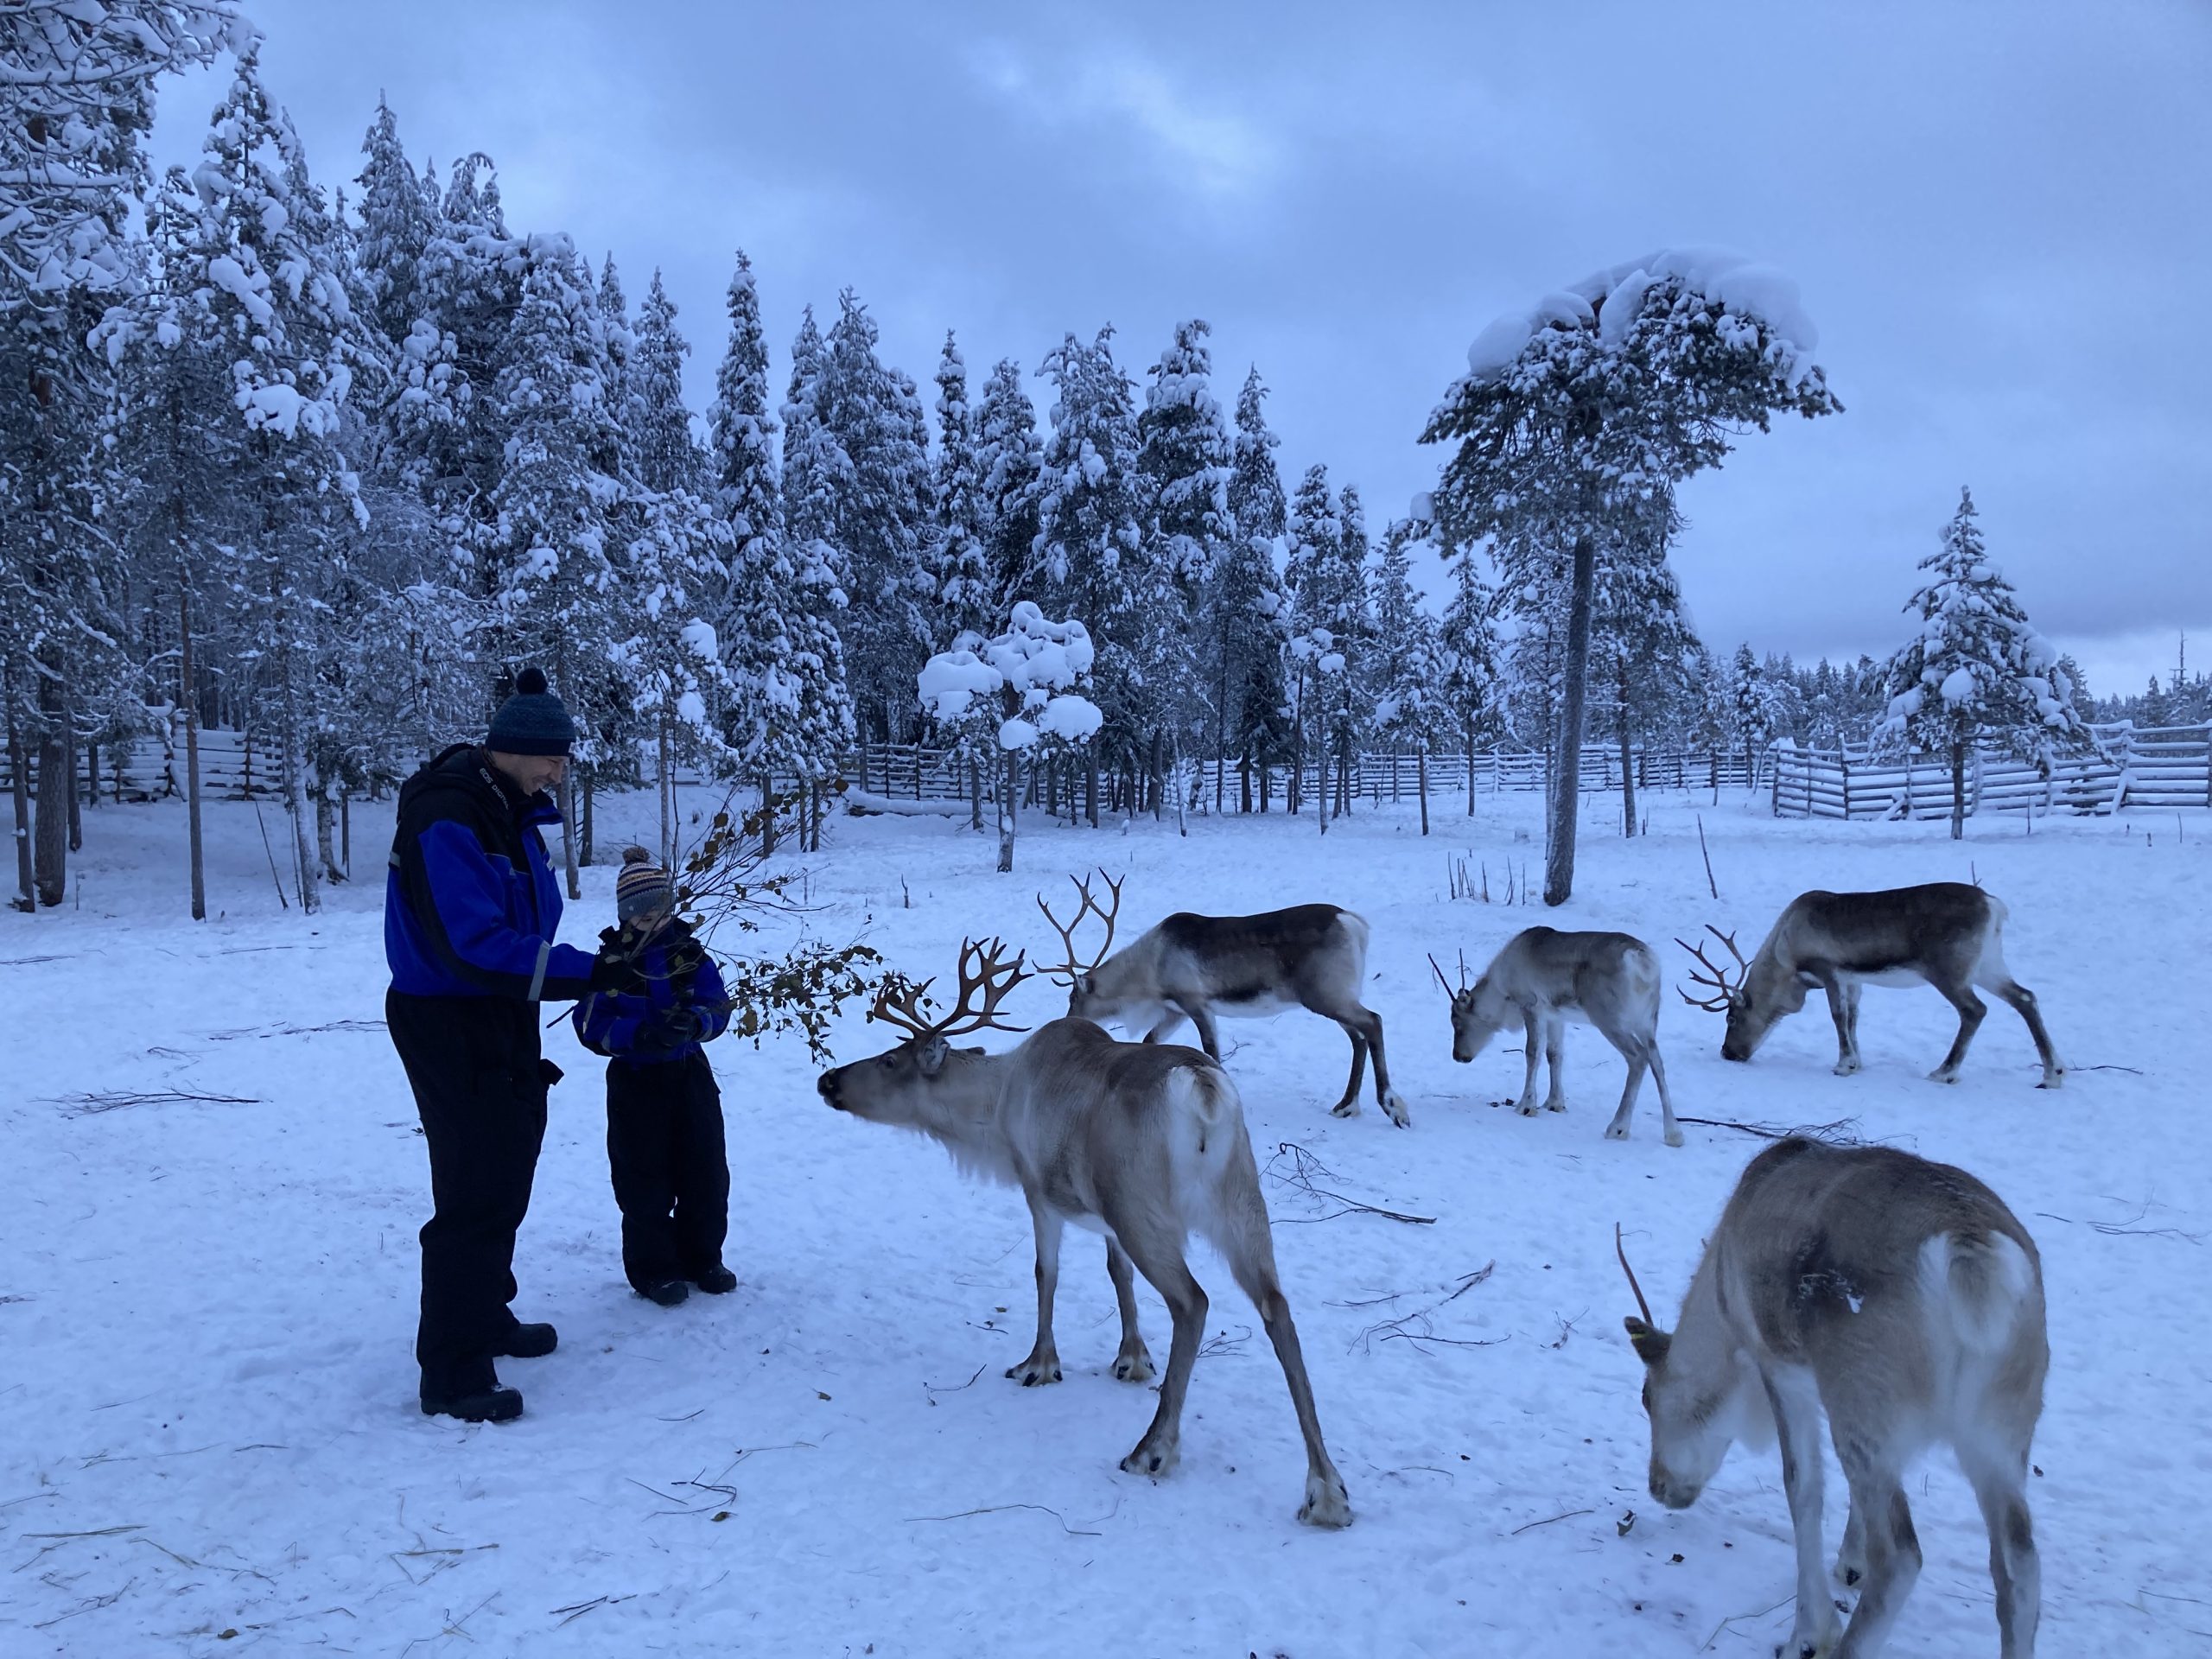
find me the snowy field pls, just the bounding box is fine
[5,785,2209,1657]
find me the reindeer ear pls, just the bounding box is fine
[917,1037,950,1077]
[1624,1318,1671,1367]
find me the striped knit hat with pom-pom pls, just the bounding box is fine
[615,846,675,924]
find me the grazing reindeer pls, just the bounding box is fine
[1039,871,1408,1128]
[1679,883,2065,1087]
[814,936,1352,1529]
[1432,927,1682,1147]
[1619,1139,2047,1658]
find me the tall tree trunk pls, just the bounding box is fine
[315,758,343,881]
[969,757,982,832]
[1544,533,1597,906]
[580,765,595,866]
[658,712,675,869]
[762,768,779,855]
[65,723,80,853]
[1085,751,1098,829]
[997,751,1018,873]
[1418,746,1430,836]
[1240,753,1252,815]
[1466,715,1477,817]
[7,685,33,912]
[180,587,205,919]
[1949,738,1967,841]
[1619,709,1637,838]
[34,676,68,906]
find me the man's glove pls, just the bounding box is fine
[588,951,629,994]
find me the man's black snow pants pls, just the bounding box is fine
[605,1052,728,1294]
[387,988,555,1397]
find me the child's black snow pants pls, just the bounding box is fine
[605,1051,729,1293]
[386,988,556,1398]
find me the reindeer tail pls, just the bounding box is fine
[1172,1060,1237,1160]
[1920,1230,2038,1354]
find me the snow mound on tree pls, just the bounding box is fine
[1464,248,1820,384]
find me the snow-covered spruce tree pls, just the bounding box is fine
[1729,643,1777,785]
[1878,486,2088,839]
[1434,545,1502,814]
[1593,501,1700,834]
[1284,467,1371,818]
[1422,251,1840,903]
[629,269,701,498]
[814,289,931,742]
[353,96,436,360]
[1033,327,1150,823]
[1214,366,1292,810]
[917,602,1099,872]
[925,332,995,646]
[1137,319,1231,790]
[1,1,234,909]
[486,238,624,888]
[182,45,361,915]
[1370,518,1454,834]
[973,355,1044,607]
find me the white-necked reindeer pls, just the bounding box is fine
[1039,871,1408,1127]
[1679,882,2065,1087]
[1619,1138,2047,1658]
[1433,927,1682,1147]
[814,937,1352,1529]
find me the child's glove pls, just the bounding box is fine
[636,1005,704,1053]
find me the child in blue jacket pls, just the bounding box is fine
[572,848,735,1306]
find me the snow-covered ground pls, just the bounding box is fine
[5,785,2209,1656]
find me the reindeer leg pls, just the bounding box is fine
[1929,980,1987,1084]
[1647,1039,1683,1147]
[1142,1009,1188,1045]
[1358,1006,1409,1127]
[1104,1238,1154,1382]
[1959,1438,2040,1659]
[1328,1022,1369,1118]
[1179,1001,1221,1061]
[1602,1033,1645,1143]
[1985,976,2064,1090]
[1206,1154,1351,1527]
[1541,1014,1569,1113]
[1005,1195,1064,1386]
[1514,1008,1543,1116]
[1832,1459,1921,1658]
[1765,1365,1844,1659]
[1109,1219,1207,1481]
[1820,970,1861,1076]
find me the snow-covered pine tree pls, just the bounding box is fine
[1423,251,1841,902]
[1437,545,1501,815]
[1370,518,1453,833]
[925,332,995,646]
[1729,643,1777,786]
[353,97,436,360]
[1878,486,2088,838]
[1214,366,1292,810]
[181,45,362,914]
[973,356,1044,607]
[1033,327,1149,823]
[1,0,233,909]
[629,270,702,496]
[486,238,624,887]
[811,289,931,743]
[1594,500,1700,834]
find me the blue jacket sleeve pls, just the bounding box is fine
[691,955,731,1042]
[573,988,655,1057]
[414,818,598,1000]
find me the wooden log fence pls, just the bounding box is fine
[1766,722,2209,822]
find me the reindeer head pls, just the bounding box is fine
[1675,925,1777,1062]
[816,939,1033,1130]
[1430,950,1503,1063]
[1036,870,1126,1024]
[1617,1224,1768,1510]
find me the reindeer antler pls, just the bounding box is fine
[1615,1223,1655,1328]
[868,938,1034,1042]
[1427,951,1472,998]
[1035,869,1124,984]
[1675,923,1746,1013]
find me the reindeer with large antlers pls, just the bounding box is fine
[1678,883,2065,1087]
[1617,1139,2048,1656]
[1038,870,1409,1127]
[815,935,1353,1529]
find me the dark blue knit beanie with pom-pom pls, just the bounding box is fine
[486,667,575,757]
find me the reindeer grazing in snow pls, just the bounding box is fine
[1619,1138,2047,1657]
[814,936,1352,1529]
[1679,883,2065,1088]
[1433,927,1682,1146]
[1037,871,1409,1127]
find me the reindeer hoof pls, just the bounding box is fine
[1112,1349,1154,1383]
[2037,1070,2065,1090]
[1329,1099,1360,1119]
[1604,1122,1629,1141]
[1006,1356,1062,1387]
[1927,1068,1961,1085]
[1120,1440,1180,1479]
[1663,1127,1686,1149]
[1832,1059,1860,1077]
[1545,1100,1568,1115]
[1515,1100,1541,1118]
[1381,1090,1411,1128]
[1298,1472,1352,1529]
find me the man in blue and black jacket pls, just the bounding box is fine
[385,669,620,1424]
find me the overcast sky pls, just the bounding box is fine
[150,2,2210,701]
